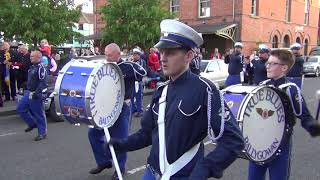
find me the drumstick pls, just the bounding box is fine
[104,128,123,180]
[316,90,320,121]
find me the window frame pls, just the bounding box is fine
[251,0,258,16]
[198,0,210,18]
[170,0,180,14]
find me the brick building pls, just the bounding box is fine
[171,0,319,57]
[93,0,319,57]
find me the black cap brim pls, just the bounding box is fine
[154,40,183,49]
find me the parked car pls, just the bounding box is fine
[44,75,65,122]
[303,56,320,77]
[200,59,229,88]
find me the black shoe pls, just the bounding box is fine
[89,163,113,174]
[25,125,37,133]
[111,170,125,180]
[34,134,46,141]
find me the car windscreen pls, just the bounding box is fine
[308,57,318,62]
[200,61,209,72]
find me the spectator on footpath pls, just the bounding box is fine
[0,42,3,107]
[148,48,161,88]
[15,44,31,90]
[94,46,100,55]
[39,39,57,74]
[1,41,17,101]
[210,48,222,59]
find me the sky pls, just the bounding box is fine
[74,0,93,13]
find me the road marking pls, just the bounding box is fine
[126,140,212,175]
[0,132,17,137]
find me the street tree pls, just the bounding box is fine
[100,0,173,50]
[0,0,81,47]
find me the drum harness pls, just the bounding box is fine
[259,80,303,116]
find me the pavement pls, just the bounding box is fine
[0,88,156,117]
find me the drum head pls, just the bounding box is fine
[86,62,125,128]
[239,86,292,164]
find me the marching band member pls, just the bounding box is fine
[249,49,320,180]
[189,47,202,75]
[247,44,270,85]
[87,43,146,180]
[287,43,305,88]
[108,19,244,179]
[224,42,246,86]
[16,50,48,141]
[131,48,147,117]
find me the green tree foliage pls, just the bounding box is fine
[100,0,172,49]
[0,0,81,46]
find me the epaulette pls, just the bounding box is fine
[199,76,217,92]
[259,79,271,86]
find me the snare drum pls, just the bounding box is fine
[222,85,294,164]
[54,59,125,128]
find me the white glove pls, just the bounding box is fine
[29,92,34,100]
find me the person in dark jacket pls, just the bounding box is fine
[248,49,320,180]
[247,44,270,85]
[108,19,244,180]
[14,44,31,90]
[16,50,48,141]
[287,43,305,88]
[224,42,245,86]
[87,43,146,180]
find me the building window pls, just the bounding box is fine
[285,0,291,22]
[304,0,310,25]
[251,0,258,16]
[79,24,84,30]
[304,39,309,55]
[272,35,279,48]
[296,37,301,44]
[170,0,179,14]
[283,35,290,48]
[199,0,210,18]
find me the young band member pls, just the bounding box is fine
[108,19,244,179]
[248,49,320,180]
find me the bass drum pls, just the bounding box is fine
[54,58,125,128]
[221,84,294,165]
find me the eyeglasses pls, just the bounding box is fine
[265,62,285,67]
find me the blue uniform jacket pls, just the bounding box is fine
[118,70,244,179]
[287,55,304,77]
[250,58,268,85]
[265,77,317,134]
[224,52,244,75]
[27,62,47,97]
[117,59,146,99]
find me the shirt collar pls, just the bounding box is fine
[169,69,191,85]
[269,77,286,87]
